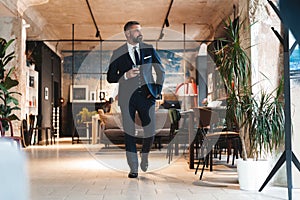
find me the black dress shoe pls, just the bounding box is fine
[128,172,138,178]
[140,158,148,172]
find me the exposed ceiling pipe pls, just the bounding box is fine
[26,39,215,43]
[233,4,236,19]
[85,0,102,40]
[158,0,174,40]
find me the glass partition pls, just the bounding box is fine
[54,39,201,110]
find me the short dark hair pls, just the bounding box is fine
[124,21,140,32]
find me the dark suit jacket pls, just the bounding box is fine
[107,42,165,107]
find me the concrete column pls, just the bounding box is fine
[0,16,27,134]
[196,43,208,106]
[248,0,300,188]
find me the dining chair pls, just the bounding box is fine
[28,114,36,145]
[214,132,242,165]
[166,108,181,164]
[195,131,240,180]
[20,119,31,147]
[31,115,55,145]
[0,118,23,148]
[166,108,191,164]
[192,107,214,163]
[192,107,230,175]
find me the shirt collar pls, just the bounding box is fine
[127,42,140,52]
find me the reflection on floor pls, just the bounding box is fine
[25,138,299,200]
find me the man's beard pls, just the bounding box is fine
[133,35,143,43]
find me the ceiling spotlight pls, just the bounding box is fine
[95,30,100,38]
[165,19,169,27]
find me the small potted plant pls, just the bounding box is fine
[236,82,284,190]
[76,107,97,124]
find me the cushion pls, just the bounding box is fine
[155,111,171,129]
[104,129,125,137]
[110,101,121,113]
[207,100,222,107]
[98,109,122,129]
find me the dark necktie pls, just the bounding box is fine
[133,46,140,66]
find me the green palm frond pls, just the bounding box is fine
[213,17,284,160]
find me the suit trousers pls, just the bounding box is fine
[120,90,156,172]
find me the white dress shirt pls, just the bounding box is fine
[124,43,140,80]
[127,42,140,65]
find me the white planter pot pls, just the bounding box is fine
[236,159,271,191]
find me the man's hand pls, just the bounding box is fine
[125,68,140,79]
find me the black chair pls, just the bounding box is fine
[193,107,240,179]
[28,115,36,145]
[193,107,227,177]
[166,108,190,164]
[195,131,240,180]
[31,115,55,145]
[20,119,31,147]
[166,108,180,163]
[0,118,23,148]
[214,132,242,166]
[192,107,214,164]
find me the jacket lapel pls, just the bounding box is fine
[119,44,134,68]
[139,43,145,65]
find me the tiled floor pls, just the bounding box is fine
[23,138,299,200]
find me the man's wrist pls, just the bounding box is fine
[124,72,128,80]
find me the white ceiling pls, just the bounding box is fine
[1,0,239,52]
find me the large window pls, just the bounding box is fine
[59,40,200,106]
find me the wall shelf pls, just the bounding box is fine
[25,67,38,117]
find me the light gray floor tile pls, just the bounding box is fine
[24,139,295,200]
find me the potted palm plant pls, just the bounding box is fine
[214,16,252,159]
[248,80,284,159]
[0,38,21,131]
[76,107,97,124]
[213,17,285,190]
[236,82,284,190]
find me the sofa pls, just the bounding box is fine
[98,109,172,148]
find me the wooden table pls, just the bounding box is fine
[91,115,100,144]
[83,121,92,143]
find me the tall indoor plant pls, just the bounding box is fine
[214,17,285,160]
[214,16,285,190]
[214,16,252,160]
[0,38,21,130]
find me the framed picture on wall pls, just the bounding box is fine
[44,87,49,100]
[70,85,89,102]
[90,91,96,102]
[29,76,34,87]
[97,90,106,102]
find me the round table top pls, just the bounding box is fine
[206,131,239,138]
